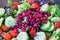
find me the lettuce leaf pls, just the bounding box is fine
[49,29,60,40]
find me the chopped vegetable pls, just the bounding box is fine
[0,8,5,17]
[5,16,16,28]
[49,29,60,40]
[40,4,49,12]
[7,0,12,6]
[31,2,40,8]
[16,32,29,40]
[55,22,60,28]
[51,17,60,22]
[41,21,51,31]
[17,2,31,16]
[12,2,19,10]
[34,32,46,40]
[0,17,4,27]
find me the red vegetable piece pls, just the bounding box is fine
[31,2,40,8]
[12,2,19,10]
[10,30,18,37]
[55,22,60,28]
[3,33,11,40]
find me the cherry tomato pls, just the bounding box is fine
[26,0,31,3]
[10,30,18,37]
[12,2,19,10]
[55,22,60,28]
[31,2,40,8]
[1,25,9,32]
[3,33,11,40]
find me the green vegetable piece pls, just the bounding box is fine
[34,32,46,40]
[51,17,60,22]
[7,0,12,6]
[49,29,60,40]
[5,16,16,27]
[16,2,31,16]
[40,4,49,12]
[16,32,29,40]
[48,23,54,31]
[0,8,5,17]
[41,21,51,31]
[0,17,4,27]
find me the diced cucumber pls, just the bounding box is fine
[0,8,5,17]
[16,32,29,40]
[5,16,16,27]
[34,32,46,40]
[40,4,49,12]
[51,17,60,22]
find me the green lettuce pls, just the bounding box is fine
[49,29,60,40]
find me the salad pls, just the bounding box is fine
[0,0,60,40]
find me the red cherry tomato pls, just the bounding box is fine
[10,30,18,37]
[55,22,60,28]
[12,2,19,10]
[3,33,11,40]
[26,0,31,3]
[31,2,40,8]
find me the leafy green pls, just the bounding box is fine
[16,2,31,16]
[7,0,12,6]
[49,29,60,40]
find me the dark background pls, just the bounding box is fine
[0,0,60,8]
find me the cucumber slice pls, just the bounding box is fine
[5,16,16,27]
[0,17,4,27]
[41,21,51,31]
[0,8,5,17]
[51,17,60,22]
[40,4,49,12]
[34,32,46,40]
[16,32,29,40]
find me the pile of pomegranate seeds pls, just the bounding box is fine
[16,9,51,37]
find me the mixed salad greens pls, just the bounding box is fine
[0,0,60,40]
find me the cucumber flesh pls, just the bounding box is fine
[34,32,46,40]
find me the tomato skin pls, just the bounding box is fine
[12,2,19,10]
[31,2,40,8]
[55,22,60,28]
[10,30,18,37]
[26,0,31,3]
[1,25,9,32]
[3,33,11,40]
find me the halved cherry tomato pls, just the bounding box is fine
[55,22,60,28]
[26,0,31,3]
[1,25,9,32]
[3,33,11,40]
[31,2,40,8]
[10,30,18,37]
[12,2,19,10]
